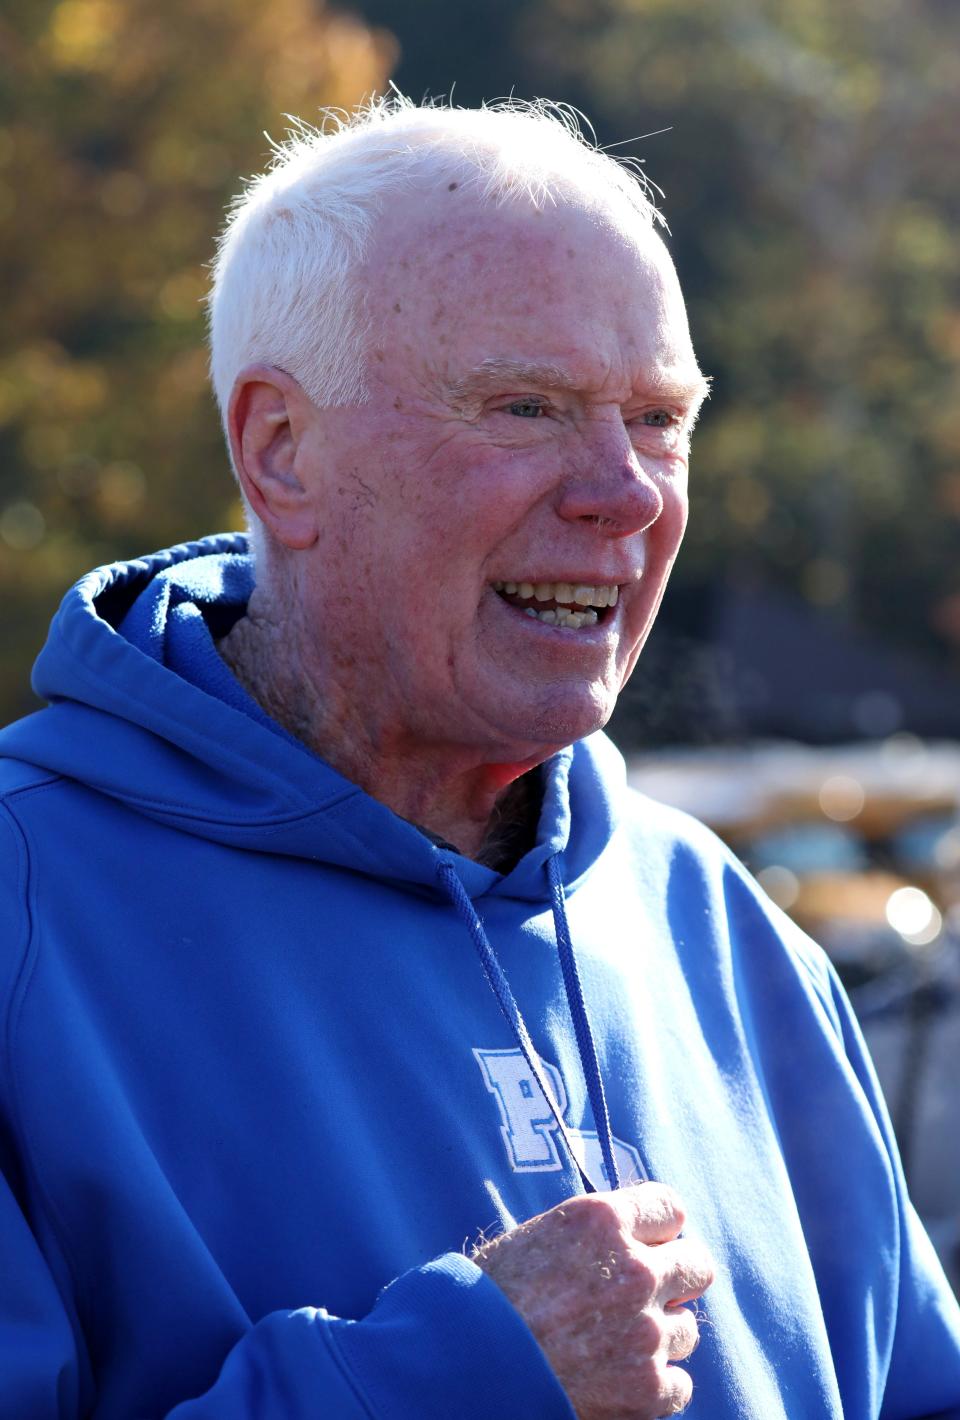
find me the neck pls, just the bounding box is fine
[217,590,545,861]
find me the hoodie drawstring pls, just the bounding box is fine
[437,855,644,1193]
[546,854,622,1191]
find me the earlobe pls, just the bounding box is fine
[228,364,319,550]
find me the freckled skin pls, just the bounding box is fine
[474,1184,714,1420]
[224,185,705,856]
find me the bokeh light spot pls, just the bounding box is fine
[756,864,800,911]
[819,775,865,822]
[1,501,46,550]
[885,886,942,946]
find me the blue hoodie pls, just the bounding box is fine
[1,534,959,1419]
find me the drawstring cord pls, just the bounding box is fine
[437,854,640,1192]
[546,854,622,1191]
[436,859,597,1193]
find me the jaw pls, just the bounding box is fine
[442,595,627,753]
[350,563,663,767]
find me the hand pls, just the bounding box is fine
[473,1183,714,1420]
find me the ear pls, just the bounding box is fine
[227,364,319,550]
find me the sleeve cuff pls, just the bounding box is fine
[324,1251,577,1419]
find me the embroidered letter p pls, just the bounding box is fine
[472,1047,568,1172]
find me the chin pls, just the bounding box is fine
[493,683,615,754]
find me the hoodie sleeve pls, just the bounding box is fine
[166,1254,577,1419]
[0,1104,570,1418]
[0,1203,574,1420]
[0,1127,573,1420]
[0,1165,85,1416]
[819,962,960,1420]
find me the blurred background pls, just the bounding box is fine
[2,0,958,1283]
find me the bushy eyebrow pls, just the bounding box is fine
[646,368,713,418]
[444,359,569,406]
[444,356,711,416]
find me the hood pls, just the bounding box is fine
[1,536,626,903]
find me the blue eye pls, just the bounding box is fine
[643,410,673,428]
[508,400,544,418]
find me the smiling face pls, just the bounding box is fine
[288,186,707,765]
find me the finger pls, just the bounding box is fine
[653,1238,716,1306]
[615,1181,686,1246]
[662,1304,701,1362]
[656,1363,694,1417]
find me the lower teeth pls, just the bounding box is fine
[521,606,598,629]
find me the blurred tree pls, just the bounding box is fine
[0,0,393,721]
[5,0,960,734]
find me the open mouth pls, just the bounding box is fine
[492,579,619,630]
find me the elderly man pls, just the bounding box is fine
[1,97,958,1420]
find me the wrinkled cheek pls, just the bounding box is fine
[674,488,690,543]
[616,639,644,692]
[615,579,675,687]
[660,464,689,541]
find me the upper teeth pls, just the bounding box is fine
[493,580,619,608]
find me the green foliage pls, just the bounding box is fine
[0,0,392,721]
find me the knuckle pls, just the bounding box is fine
[653,1181,684,1213]
[568,1191,620,1224]
[648,1181,686,1226]
[683,1236,716,1272]
[620,1248,658,1299]
[633,1308,664,1355]
[624,1180,686,1241]
[567,1192,628,1247]
[634,1352,663,1397]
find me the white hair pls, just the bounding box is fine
[207,94,665,425]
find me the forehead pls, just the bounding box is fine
[366,188,696,393]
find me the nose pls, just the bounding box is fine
[554,426,665,538]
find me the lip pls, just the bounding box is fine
[493,540,646,592]
[490,576,630,590]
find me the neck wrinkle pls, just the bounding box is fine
[218,598,545,861]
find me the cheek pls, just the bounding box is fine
[670,488,690,546]
[414,447,554,559]
[653,463,689,551]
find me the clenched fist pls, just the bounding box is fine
[473,1183,714,1420]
